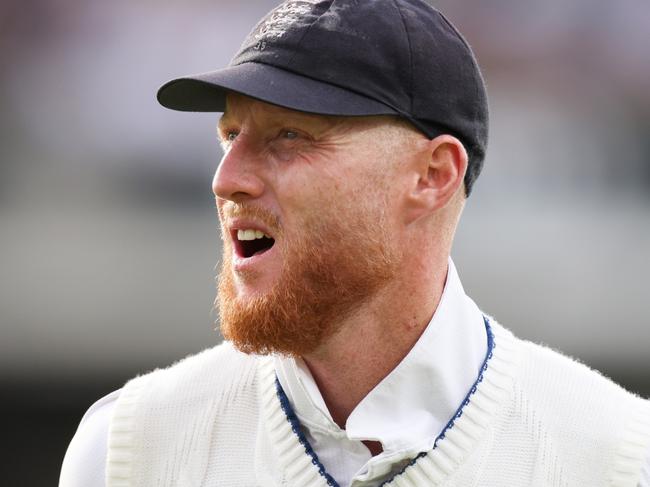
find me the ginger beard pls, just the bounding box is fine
[217,196,399,357]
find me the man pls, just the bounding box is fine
[60,1,650,486]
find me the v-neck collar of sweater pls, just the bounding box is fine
[275,260,486,460]
[260,320,518,487]
[268,259,516,486]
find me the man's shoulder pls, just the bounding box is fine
[487,321,647,421]
[505,326,650,452]
[123,340,263,402]
[489,323,650,484]
[101,343,269,486]
[143,340,258,379]
[60,390,120,487]
[516,334,646,405]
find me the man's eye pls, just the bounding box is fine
[226,131,238,142]
[281,130,298,140]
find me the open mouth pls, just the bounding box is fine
[233,228,276,258]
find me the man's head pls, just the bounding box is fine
[212,94,467,356]
[157,0,487,356]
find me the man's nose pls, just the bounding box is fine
[212,139,265,202]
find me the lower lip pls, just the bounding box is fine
[232,244,278,272]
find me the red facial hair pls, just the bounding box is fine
[216,201,399,357]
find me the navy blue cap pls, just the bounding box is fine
[157,0,489,195]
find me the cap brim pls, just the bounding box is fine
[157,62,400,117]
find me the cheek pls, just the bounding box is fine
[272,147,391,217]
[274,166,335,207]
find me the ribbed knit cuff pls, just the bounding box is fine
[610,398,650,487]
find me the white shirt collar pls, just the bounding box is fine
[275,258,487,484]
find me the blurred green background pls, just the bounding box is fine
[1,0,649,485]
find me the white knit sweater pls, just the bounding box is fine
[106,321,650,487]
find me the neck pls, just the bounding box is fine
[302,253,449,429]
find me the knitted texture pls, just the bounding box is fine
[106,322,650,487]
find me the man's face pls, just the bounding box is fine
[213,94,405,356]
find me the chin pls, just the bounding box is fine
[232,262,282,296]
[231,278,271,302]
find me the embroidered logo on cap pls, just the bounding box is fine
[252,0,319,50]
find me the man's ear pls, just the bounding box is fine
[404,135,467,223]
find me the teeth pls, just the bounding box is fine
[237,229,271,241]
